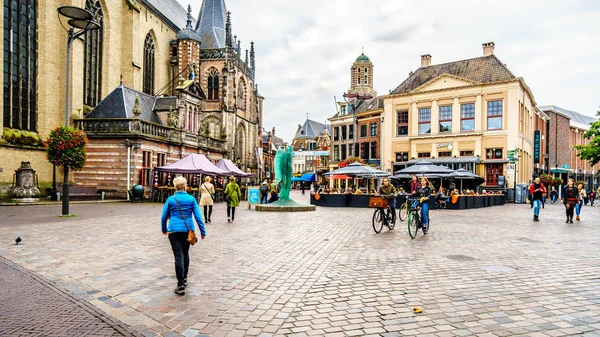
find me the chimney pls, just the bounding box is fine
[482,42,495,56]
[421,54,431,67]
[272,127,275,136]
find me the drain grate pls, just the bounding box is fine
[446,254,476,261]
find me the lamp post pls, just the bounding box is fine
[57,5,101,215]
[342,92,373,158]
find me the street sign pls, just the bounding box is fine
[507,164,515,175]
[248,186,260,205]
[534,130,540,164]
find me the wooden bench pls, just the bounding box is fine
[56,186,101,200]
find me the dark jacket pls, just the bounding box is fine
[563,185,579,205]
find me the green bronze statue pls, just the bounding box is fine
[274,145,293,201]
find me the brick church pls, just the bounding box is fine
[0,0,264,198]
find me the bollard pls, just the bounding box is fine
[56,192,61,201]
[101,191,105,200]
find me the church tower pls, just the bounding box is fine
[350,52,376,96]
[176,5,201,81]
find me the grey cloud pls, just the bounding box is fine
[373,26,417,43]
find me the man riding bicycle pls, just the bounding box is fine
[410,178,431,233]
[378,178,397,223]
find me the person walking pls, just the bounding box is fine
[550,186,558,204]
[529,177,546,222]
[225,176,242,222]
[589,189,596,207]
[259,180,269,204]
[562,179,579,223]
[409,174,419,194]
[301,182,306,195]
[575,184,586,221]
[161,176,206,295]
[199,176,215,223]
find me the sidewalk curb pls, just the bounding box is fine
[0,255,145,337]
[0,200,133,207]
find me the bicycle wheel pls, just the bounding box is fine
[399,202,408,221]
[408,211,418,239]
[373,209,384,233]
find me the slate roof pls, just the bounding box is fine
[195,0,227,49]
[154,97,177,111]
[294,119,331,139]
[86,85,161,124]
[353,96,384,114]
[390,55,516,95]
[539,105,597,130]
[143,0,192,31]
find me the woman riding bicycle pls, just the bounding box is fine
[378,178,397,222]
[410,178,431,231]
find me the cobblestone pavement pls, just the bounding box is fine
[0,256,142,336]
[1,192,600,337]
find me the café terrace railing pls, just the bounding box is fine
[74,118,226,151]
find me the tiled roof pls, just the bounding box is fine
[86,85,161,124]
[294,119,330,139]
[539,105,596,130]
[390,55,516,95]
[143,0,192,30]
[195,0,227,49]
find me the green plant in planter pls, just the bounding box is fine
[552,178,563,187]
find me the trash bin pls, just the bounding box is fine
[506,189,514,202]
[515,183,529,204]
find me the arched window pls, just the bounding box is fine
[364,67,368,84]
[143,33,155,95]
[357,68,361,85]
[207,68,219,101]
[238,79,246,110]
[3,0,37,131]
[83,0,104,107]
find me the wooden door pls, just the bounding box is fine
[486,164,502,186]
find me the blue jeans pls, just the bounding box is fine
[261,193,268,204]
[533,199,541,216]
[551,194,557,203]
[421,202,429,225]
[168,232,190,287]
[575,200,583,216]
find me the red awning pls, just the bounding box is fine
[328,174,352,180]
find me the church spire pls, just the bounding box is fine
[195,0,227,49]
[225,11,232,48]
[186,4,193,30]
[250,41,255,73]
[245,49,249,64]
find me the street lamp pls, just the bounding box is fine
[342,92,373,158]
[57,5,101,215]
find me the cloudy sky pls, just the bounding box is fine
[178,0,600,143]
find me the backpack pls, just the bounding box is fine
[260,184,267,193]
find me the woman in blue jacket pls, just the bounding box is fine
[161,176,206,295]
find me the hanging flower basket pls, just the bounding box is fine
[45,126,88,171]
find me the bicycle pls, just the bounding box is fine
[399,199,408,221]
[370,196,396,234]
[407,197,429,239]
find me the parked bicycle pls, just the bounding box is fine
[407,197,429,238]
[370,196,396,233]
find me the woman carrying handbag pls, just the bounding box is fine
[199,176,215,223]
[161,176,206,295]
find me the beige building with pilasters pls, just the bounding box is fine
[382,42,540,189]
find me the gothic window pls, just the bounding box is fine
[238,78,246,110]
[3,0,37,131]
[83,0,103,107]
[207,68,219,101]
[143,33,155,95]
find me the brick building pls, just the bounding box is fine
[540,105,599,191]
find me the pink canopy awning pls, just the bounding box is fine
[155,154,231,175]
[215,159,254,177]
